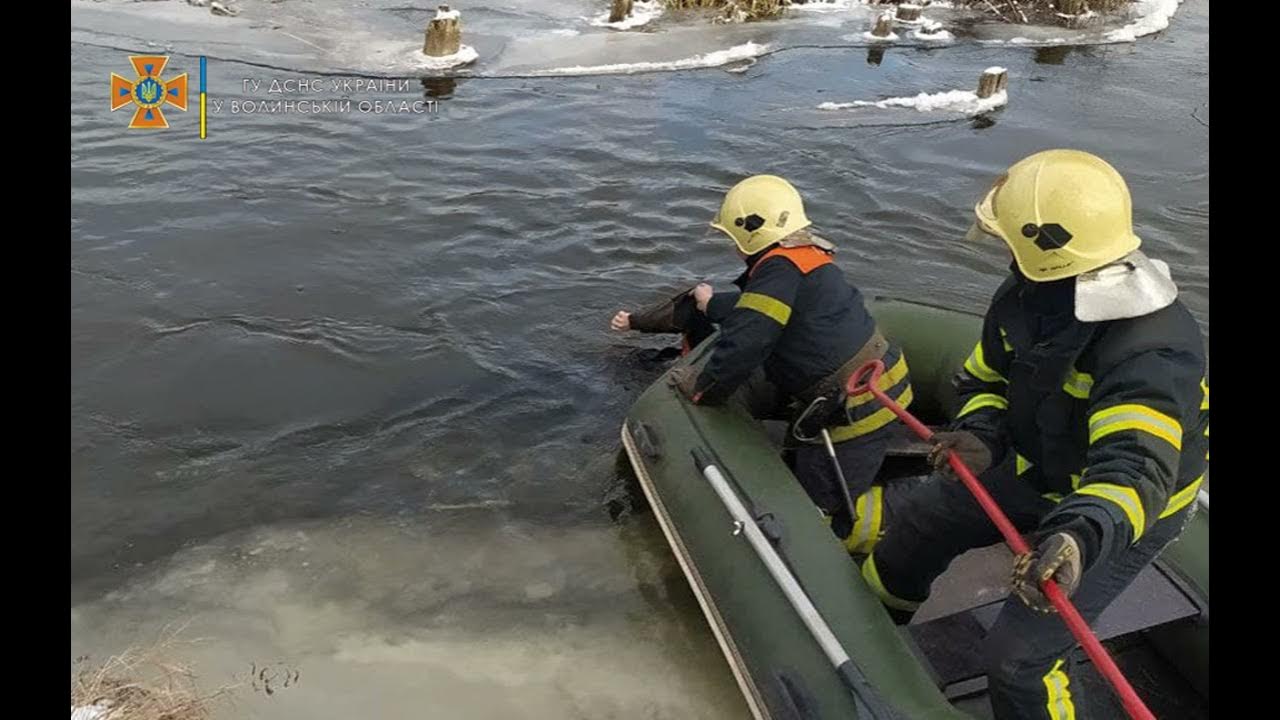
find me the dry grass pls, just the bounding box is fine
[960,0,1131,25]
[664,0,784,22]
[71,625,235,720]
[657,0,1131,25]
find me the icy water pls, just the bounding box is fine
[71,0,1207,716]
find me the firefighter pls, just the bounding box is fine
[863,149,1209,719]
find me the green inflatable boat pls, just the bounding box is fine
[620,297,1209,719]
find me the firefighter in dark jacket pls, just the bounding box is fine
[614,174,915,552]
[862,150,1209,720]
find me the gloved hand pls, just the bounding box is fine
[1010,531,1083,613]
[927,431,993,478]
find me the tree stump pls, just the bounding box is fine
[609,0,633,23]
[424,5,462,57]
[872,13,894,37]
[895,4,922,22]
[977,67,1008,99]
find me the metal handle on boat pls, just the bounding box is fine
[690,447,897,719]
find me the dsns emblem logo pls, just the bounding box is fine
[110,55,188,129]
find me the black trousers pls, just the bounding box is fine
[732,371,910,551]
[867,458,1195,719]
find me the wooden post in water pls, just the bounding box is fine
[609,0,633,23]
[895,3,922,22]
[977,67,1008,98]
[871,12,894,37]
[424,4,462,57]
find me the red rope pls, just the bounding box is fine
[849,359,1157,720]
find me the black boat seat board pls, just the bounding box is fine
[907,561,1202,690]
[884,424,939,457]
[947,633,1211,720]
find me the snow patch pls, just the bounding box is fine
[540,42,769,76]
[416,45,479,70]
[590,0,664,30]
[1106,0,1182,42]
[819,88,1008,115]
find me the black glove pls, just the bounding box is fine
[628,286,699,334]
[1010,531,1083,613]
[927,431,993,478]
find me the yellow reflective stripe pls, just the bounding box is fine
[845,486,884,555]
[1070,473,1081,490]
[1043,659,1077,720]
[846,354,910,408]
[963,341,1007,384]
[999,327,1013,352]
[1076,483,1147,541]
[1200,378,1209,411]
[861,553,920,612]
[735,292,792,326]
[1161,475,1205,519]
[1043,492,1064,503]
[1062,368,1094,399]
[1016,454,1033,476]
[958,392,1008,418]
[1089,404,1183,451]
[829,386,914,442]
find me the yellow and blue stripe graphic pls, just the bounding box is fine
[199,56,207,139]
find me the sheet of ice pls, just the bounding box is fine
[72,0,1168,77]
[982,35,1069,45]
[589,0,665,30]
[71,707,108,720]
[539,41,769,76]
[1106,0,1182,42]
[861,30,900,42]
[70,518,750,720]
[911,28,954,42]
[414,45,479,70]
[818,88,1008,115]
[787,0,858,12]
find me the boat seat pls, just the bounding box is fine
[906,560,1205,697]
[884,424,941,457]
